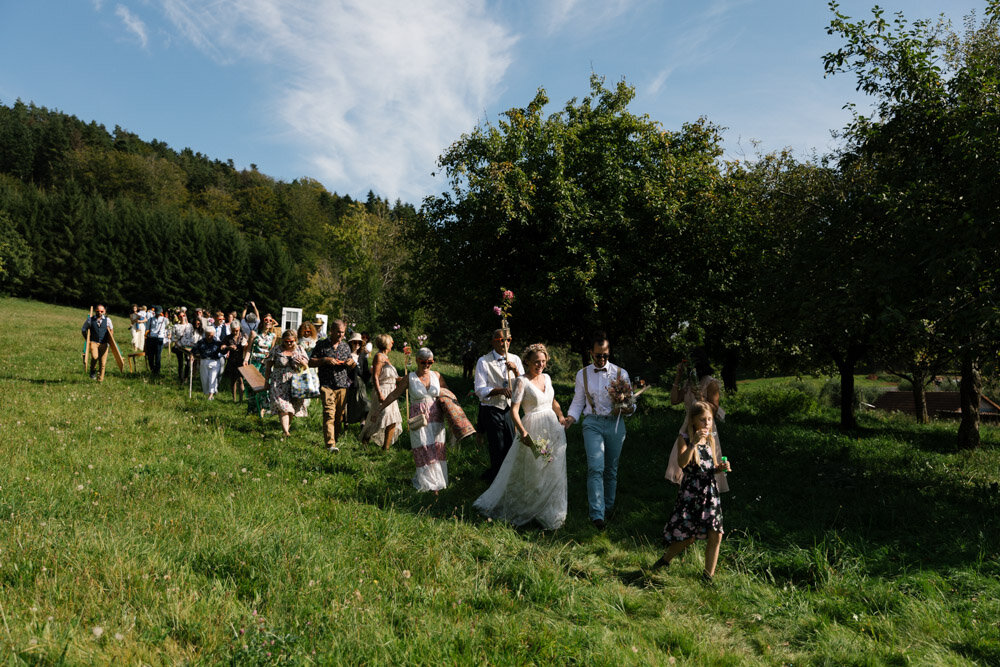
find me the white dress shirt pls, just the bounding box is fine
[473,350,525,408]
[567,362,631,421]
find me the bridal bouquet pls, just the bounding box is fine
[523,434,554,464]
[607,377,636,413]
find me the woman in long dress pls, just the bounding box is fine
[264,329,310,438]
[363,334,402,450]
[474,343,568,530]
[379,347,448,493]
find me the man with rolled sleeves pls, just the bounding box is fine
[473,328,525,482]
[564,331,635,530]
[81,304,114,382]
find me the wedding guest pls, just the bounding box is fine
[240,301,260,337]
[564,331,634,530]
[213,311,231,340]
[345,332,370,425]
[81,304,114,382]
[652,401,732,583]
[362,334,402,450]
[129,304,144,351]
[182,316,205,382]
[473,328,525,482]
[192,325,225,399]
[474,343,568,529]
[247,318,278,372]
[309,319,354,452]
[170,309,192,381]
[220,324,248,402]
[145,306,169,376]
[380,347,449,493]
[265,329,310,437]
[665,347,729,493]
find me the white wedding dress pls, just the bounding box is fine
[473,374,567,530]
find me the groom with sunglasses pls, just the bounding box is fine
[564,331,634,530]
[474,328,525,482]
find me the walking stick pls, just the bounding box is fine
[83,306,93,372]
[188,352,194,398]
[403,348,411,430]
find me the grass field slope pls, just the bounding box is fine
[0,297,998,664]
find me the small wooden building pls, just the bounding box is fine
[873,391,1000,421]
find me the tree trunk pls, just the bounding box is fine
[957,352,981,449]
[910,368,929,424]
[721,348,738,393]
[833,350,859,430]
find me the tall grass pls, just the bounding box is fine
[0,297,997,664]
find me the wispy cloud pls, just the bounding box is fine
[643,1,744,99]
[542,0,638,36]
[115,4,149,48]
[158,0,515,201]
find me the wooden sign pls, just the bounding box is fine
[238,365,267,393]
[83,306,93,372]
[107,330,125,372]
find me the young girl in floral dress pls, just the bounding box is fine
[653,401,732,582]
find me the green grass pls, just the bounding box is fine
[1,296,998,664]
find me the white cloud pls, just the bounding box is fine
[542,0,638,35]
[116,4,149,48]
[158,0,515,201]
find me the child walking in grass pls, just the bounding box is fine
[653,400,731,582]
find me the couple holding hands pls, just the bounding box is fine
[472,330,634,531]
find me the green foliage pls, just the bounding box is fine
[0,100,421,327]
[0,208,32,293]
[423,75,725,360]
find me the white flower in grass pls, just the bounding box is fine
[92,626,104,639]
[114,632,124,641]
[76,485,84,491]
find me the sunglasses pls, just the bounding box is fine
[592,353,609,359]
[418,359,434,365]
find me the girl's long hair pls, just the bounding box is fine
[686,401,718,466]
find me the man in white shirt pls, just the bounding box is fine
[565,332,634,530]
[145,306,169,376]
[473,328,525,482]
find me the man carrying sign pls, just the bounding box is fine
[81,304,114,382]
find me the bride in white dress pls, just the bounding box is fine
[474,343,568,530]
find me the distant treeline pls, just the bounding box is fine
[0,99,421,328]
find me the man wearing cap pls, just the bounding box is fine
[145,306,169,376]
[81,304,114,381]
[473,328,525,482]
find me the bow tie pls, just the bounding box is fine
[593,367,607,373]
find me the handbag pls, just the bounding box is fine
[407,413,429,430]
[290,370,320,399]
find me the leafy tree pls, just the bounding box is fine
[423,75,724,364]
[825,1,1000,446]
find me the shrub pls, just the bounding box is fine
[728,381,819,420]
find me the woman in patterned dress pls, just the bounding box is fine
[264,329,310,437]
[379,347,449,493]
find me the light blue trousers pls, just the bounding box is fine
[582,414,626,521]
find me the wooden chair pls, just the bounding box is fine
[127,351,147,373]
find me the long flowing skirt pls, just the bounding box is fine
[410,398,447,492]
[473,408,567,530]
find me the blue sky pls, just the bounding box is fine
[0,1,987,203]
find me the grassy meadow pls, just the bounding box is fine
[0,297,998,665]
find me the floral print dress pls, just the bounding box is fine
[662,436,723,543]
[267,345,310,417]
